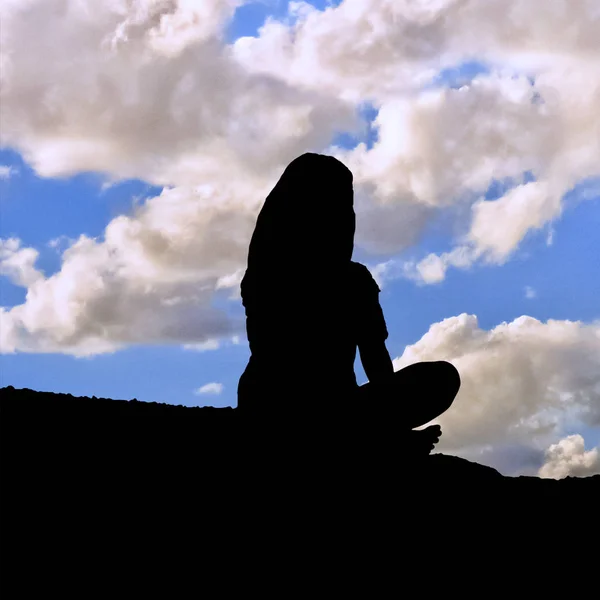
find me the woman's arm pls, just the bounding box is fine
[358,339,394,384]
[352,261,393,384]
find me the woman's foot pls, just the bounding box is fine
[408,424,441,455]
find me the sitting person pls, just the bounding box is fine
[237,153,460,452]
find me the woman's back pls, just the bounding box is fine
[238,261,388,412]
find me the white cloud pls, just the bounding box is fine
[538,435,600,479]
[393,314,600,473]
[0,175,265,356]
[468,182,561,264]
[1,0,600,353]
[236,0,600,275]
[415,254,447,285]
[183,333,242,351]
[399,245,476,285]
[234,0,600,103]
[340,70,598,281]
[0,0,357,183]
[0,238,45,287]
[183,339,220,352]
[47,235,77,251]
[525,286,536,300]
[194,382,224,395]
[0,165,17,180]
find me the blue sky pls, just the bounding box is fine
[1,0,599,476]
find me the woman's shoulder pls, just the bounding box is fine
[349,261,380,293]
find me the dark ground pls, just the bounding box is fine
[2,385,597,488]
[2,385,598,588]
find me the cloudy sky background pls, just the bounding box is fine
[1,0,599,478]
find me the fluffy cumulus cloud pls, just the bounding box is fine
[0,0,357,182]
[0,175,270,356]
[538,435,600,479]
[393,314,600,474]
[0,238,45,288]
[1,0,599,355]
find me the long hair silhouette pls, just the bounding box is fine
[239,153,359,413]
[246,153,355,278]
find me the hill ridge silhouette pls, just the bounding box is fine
[3,381,599,573]
[2,385,598,489]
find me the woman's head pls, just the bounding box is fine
[246,153,355,274]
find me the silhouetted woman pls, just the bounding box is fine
[238,153,460,448]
